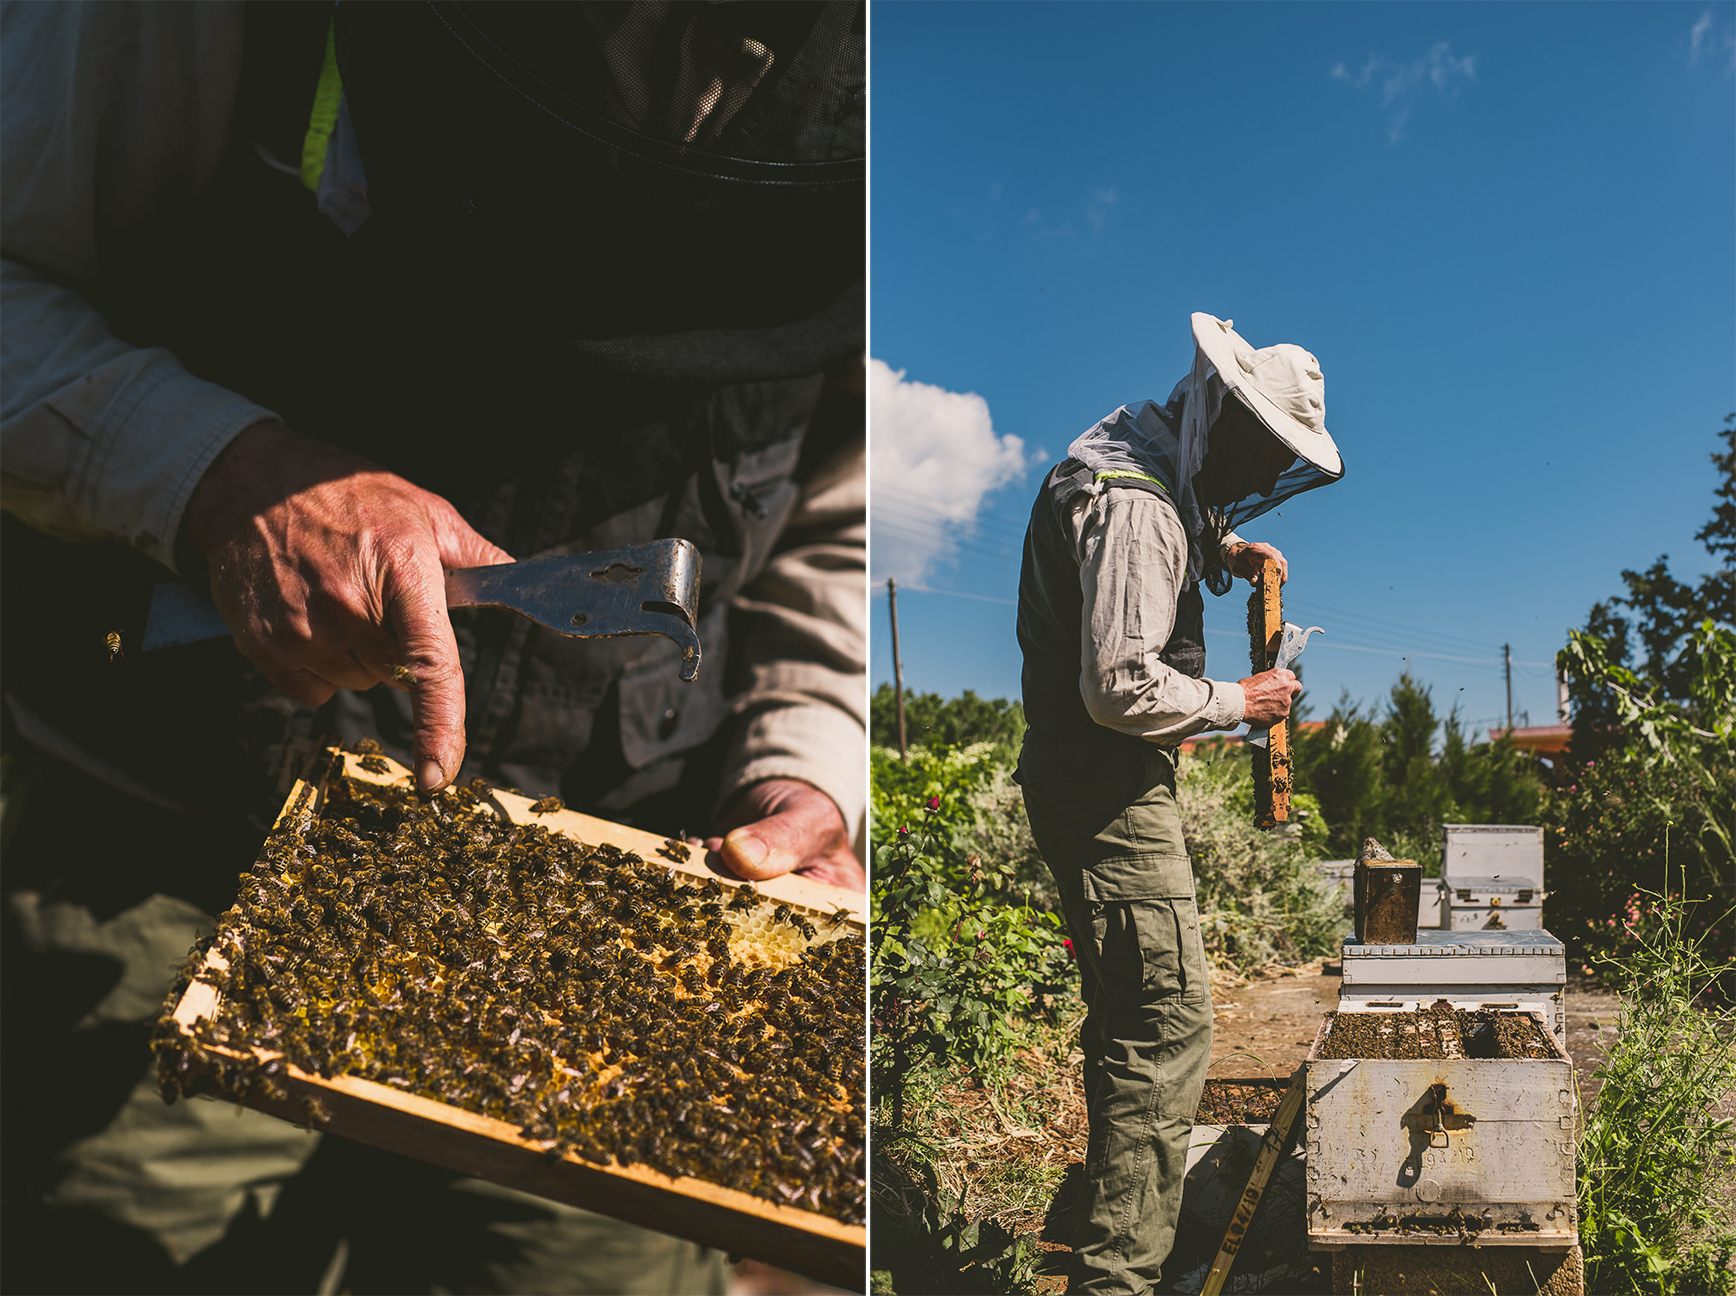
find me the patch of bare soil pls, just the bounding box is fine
[1206,960,1337,1080]
[1563,970,1620,1103]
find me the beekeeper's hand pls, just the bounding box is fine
[183,419,513,792]
[1239,668,1302,726]
[703,779,863,891]
[1227,540,1288,585]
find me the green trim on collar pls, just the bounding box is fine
[1095,469,1170,492]
[300,19,343,192]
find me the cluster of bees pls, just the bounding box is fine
[155,755,865,1223]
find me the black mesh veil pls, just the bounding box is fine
[1196,454,1337,595]
[1068,346,1344,597]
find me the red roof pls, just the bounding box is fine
[1490,724,1572,757]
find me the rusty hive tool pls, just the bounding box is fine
[140,538,704,680]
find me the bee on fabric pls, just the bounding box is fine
[105,631,123,661]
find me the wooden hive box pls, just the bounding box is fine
[1304,1008,1577,1251]
[161,746,866,1290]
[1338,930,1567,1044]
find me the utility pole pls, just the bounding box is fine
[888,578,908,760]
[1503,643,1513,733]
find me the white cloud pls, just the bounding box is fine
[1689,9,1736,71]
[869,360,1027,585]
[1331,41,1478,141]
[1690,11,1713,59]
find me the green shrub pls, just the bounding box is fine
[871,798,1073,1122]
[871,742,1005,860]
[1577,880,1736,1295]
[870,685,1026,756]
[1549,623,1735,966]
[1177,743,1344,970]
[963,763,1054,909]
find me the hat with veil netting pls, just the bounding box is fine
[1067,313,1346,594]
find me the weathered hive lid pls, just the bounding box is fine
[1343,929,1563,958]
[1442,876,1542,894]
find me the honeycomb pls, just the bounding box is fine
[154,760,865,1223]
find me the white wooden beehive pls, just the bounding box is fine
[1438,878,1545,932]
[1304,1015,1579,1249]
[1441,825,1544,887]
[1338,930,1566,1043]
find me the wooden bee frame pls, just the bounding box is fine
[165,746,866,1290]
[1248,557,1292,828]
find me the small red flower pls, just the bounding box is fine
[1063,938,1076,962]
[926,794,941,811]
[898,825,909,837]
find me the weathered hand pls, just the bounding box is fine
[183,419,513,791]
[702,779,863,892]
[1239,668,1302,727]
[1229,541,1288,585]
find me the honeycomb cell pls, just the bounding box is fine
[154,772,865,1225]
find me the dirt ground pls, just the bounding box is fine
[879,962,1625,1296]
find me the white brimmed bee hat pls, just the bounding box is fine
[1190,312,1343,478]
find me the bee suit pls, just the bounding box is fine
[1014,314,1344,1295]
[0,4,864,1292]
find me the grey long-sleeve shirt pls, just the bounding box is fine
[1066,483,1248,742]
[0,2,867,834]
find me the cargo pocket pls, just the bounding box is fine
[1089,897,1205,1004]
[1131,897,1206,1000]
[1079,851,1201,1005]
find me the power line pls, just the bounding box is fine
[1201,627,1512,668]
[876,511,1558,669]
[870,582,1017,607]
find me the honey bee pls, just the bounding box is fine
[155,767,864,1225]
[104,631,123,661]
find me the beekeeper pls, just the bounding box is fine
[0,4,863,1293]
[1014,313,1346,1295]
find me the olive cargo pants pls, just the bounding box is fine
[1020,742,1213,1296]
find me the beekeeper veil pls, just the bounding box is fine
[1068,313,1345,594]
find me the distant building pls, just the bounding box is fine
[1490,724,1573,764]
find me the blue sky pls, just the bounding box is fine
[869,1,1735,739]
